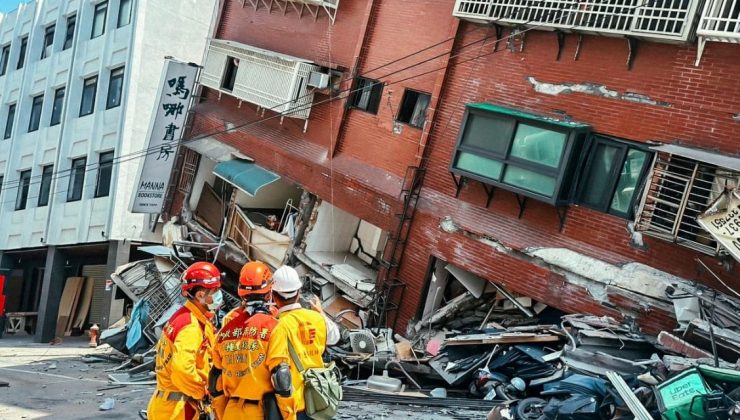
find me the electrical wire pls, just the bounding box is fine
[0,0,562,193]
[0,1,653,204]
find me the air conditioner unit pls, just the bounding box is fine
[308,71,330,89]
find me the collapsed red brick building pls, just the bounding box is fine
[169,0,740,336]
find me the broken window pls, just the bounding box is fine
[635,152,740,255]
[396,89,430,128]
[349,77,383,114]
[576,135,652,219]
[450,103,590,204]
[221,57,239,92]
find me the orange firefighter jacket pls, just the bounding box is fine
[266,304,329,420]
[213,305,278,400]
[152,299,216,400]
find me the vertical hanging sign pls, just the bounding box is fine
[130,58,198,213]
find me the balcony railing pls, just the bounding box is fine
[242,0,339,24]
[452,0,702,43]
[696,0,740,63]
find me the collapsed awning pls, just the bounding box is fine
[650,144,740,172]
[213,160,280,197]
[184,137,239,162]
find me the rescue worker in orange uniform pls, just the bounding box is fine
[266,265,340,420]
[209,261,278,419]
[147,261,223,420]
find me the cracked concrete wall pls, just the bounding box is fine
[527,77,672,107]
[439,215,693,316]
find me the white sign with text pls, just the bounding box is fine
[697,190,740,262]
[130,59,198,213]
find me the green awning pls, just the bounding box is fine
[467,103,590,129]
[212,160,280,197]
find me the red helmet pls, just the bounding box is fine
[181,262,221,293]
[238,261,272,297]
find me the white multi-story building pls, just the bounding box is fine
[0,0,218,341]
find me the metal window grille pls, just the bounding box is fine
[177,148,200,194]
[699,0,740,36]
[634,153,740,255]
[696,0,740,63]
[201,40,322,125]
[452,0,700,42]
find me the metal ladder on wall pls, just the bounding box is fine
[370,165,426,330]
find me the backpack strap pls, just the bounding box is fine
[287,339,305,373]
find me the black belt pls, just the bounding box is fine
[155,390,192,402]
[229,396,260,405]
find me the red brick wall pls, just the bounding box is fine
[185,4,740,334]
[335,0,459,176]
[215,0,367,68]
[395,23,740,330]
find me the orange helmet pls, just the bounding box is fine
[238,261,272,297]
[181,262,222,293]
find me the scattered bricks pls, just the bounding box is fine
[657,331,714,359]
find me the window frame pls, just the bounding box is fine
[0,44,10,76]
[106,66,124,109]
[117,0,132,28]
[79,75,98,117]
[349,77,383,115]
[16,36,27,70]
[50,86,65,126]
[575,135,653,219]
[94,150,114,198]
[3,104,15,139]
[396,89,431,129]
[40,24,55,60]
[38,164,54,207]
[67,157,87,202]
[28,94,44,132]
[63,14,76,50]
[449,104,590,205]
[15,169,32,211]
[91,1,108,39]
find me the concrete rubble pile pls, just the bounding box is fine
[329,281,740,419]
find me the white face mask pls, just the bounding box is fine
[202,290,223,312]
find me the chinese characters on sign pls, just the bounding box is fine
[697,190,740,263]
[130,59,198,213]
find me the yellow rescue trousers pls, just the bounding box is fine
[146,391,198,420]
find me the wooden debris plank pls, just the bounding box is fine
[64,277,86,335]
[55,277,85,337]
[72,277,95,330]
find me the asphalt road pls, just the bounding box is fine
[0,334,489,419]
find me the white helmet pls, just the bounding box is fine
[272,266,303,298]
